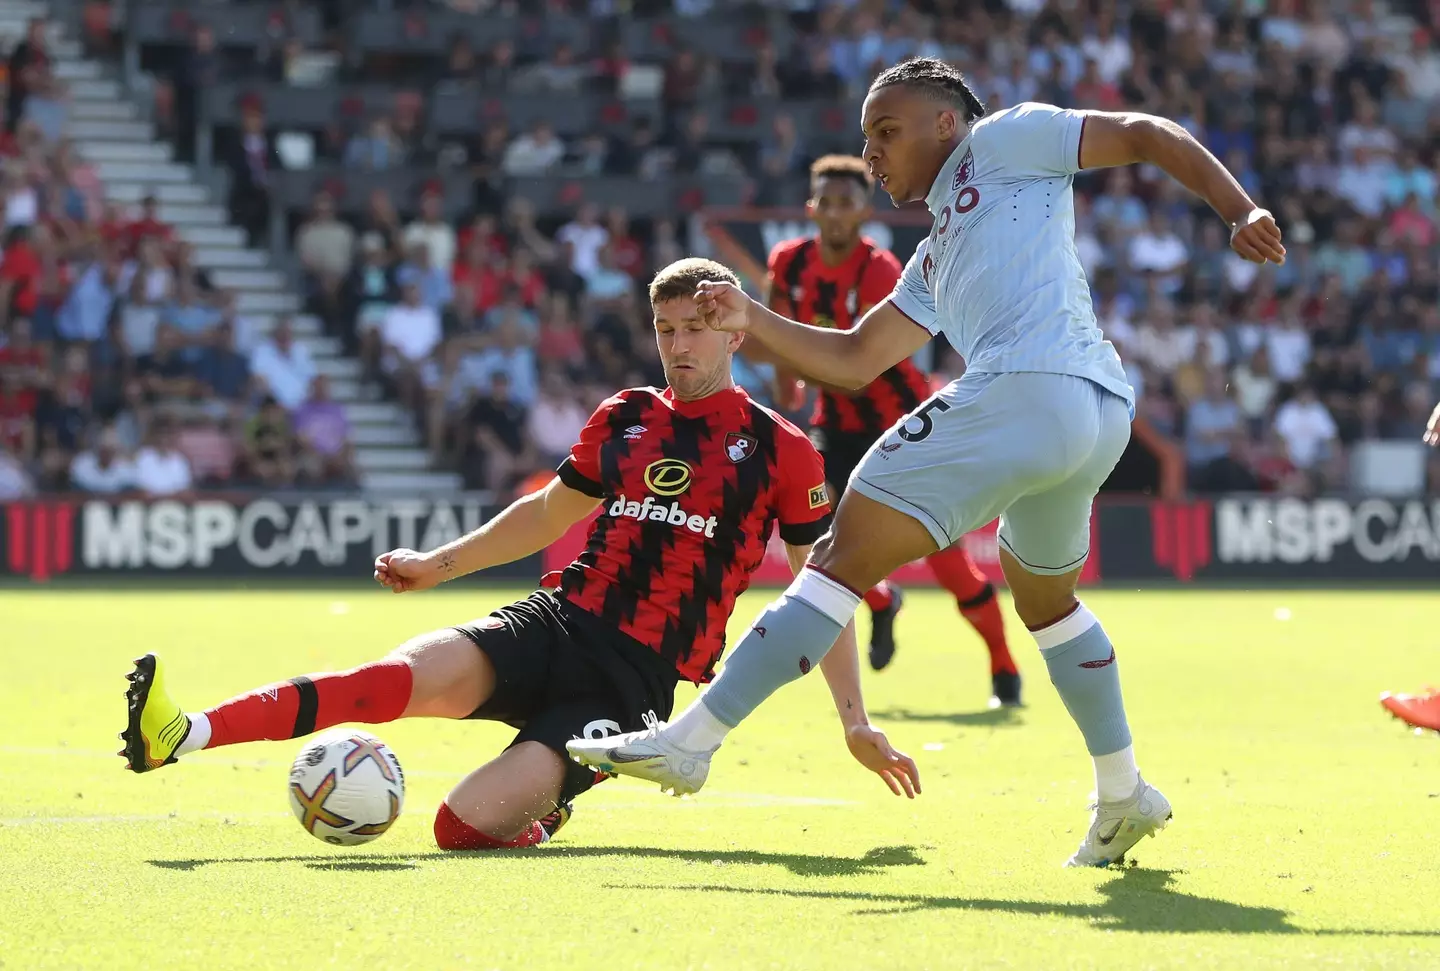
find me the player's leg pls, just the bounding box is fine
[1380,689,1440,732]
[995,378,1169,866]
[438,591,676,841]
[120,628,493,772]
[679,488,938,739]
[438,634,664,848]
[861,578,903,665]
[924,542,1020,703]
[817,430,906,671]
[433,742,570,849]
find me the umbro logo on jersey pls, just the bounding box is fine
[624,425,647,440]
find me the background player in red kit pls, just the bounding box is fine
[764,155,1020,706]
[119,257,920,849]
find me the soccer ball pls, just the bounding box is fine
[287,729,405,846]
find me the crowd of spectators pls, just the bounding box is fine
[0,16,358,501]
[15,1,1440,500]
[1047,0,1440,495]
[294,189,677,491]
[249,0,1440,496]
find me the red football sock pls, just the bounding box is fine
[862,580,896,613]
[433,802,546,850]
[961,594,1017,676]
[926,546,1017,676]
[204,659,413,749]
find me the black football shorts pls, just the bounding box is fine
[455,590,678,802]
[812,426,881,499]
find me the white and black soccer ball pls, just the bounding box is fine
[287,729,405,846]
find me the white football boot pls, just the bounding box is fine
[566,712,713,796]
[1065,777,1173,868]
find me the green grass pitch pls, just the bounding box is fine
[2,587,1439,970]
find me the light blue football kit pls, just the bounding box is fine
[576,104,1162,852]
[849,101,1134,574]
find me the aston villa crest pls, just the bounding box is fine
[724,432,756,463]
[952,148,975,189]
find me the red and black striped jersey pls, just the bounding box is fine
[554,385,831,684]
[767,236,933,436]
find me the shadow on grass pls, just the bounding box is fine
[148,843,926,878]
[871,706,1022,728]
[614,868,1440,937]
[304,860,420,872]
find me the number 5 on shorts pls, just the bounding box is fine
[899,398,953,443]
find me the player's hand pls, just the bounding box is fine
[845,723,921,798]
[1230,208,1286,265]
[373,548,445,594]
[1424,400,1440,447]
[694,280,753,333]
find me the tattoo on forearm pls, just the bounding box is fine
[438,554,457,573]
[846,699,854,710]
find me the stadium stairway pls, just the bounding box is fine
[18,0,461,494]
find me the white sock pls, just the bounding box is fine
[664,697,731,752]
[175,712,211,756]
[1093,744,1139,803]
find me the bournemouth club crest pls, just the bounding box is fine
[725,432,757,464]
[953,148,975,189]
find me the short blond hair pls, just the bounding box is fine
[648,257,740,305]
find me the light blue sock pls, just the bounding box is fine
[1035,604,1133,758]
[699,569,860,729]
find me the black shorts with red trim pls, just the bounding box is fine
[456,589,679,802]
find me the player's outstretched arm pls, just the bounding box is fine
[374,478,600,593]
[785,542,920,798]
[1076,112,1286,266]
[695,280,929,391]
[1424,400,1440,447]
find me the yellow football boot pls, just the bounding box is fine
[119,654,191,772]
